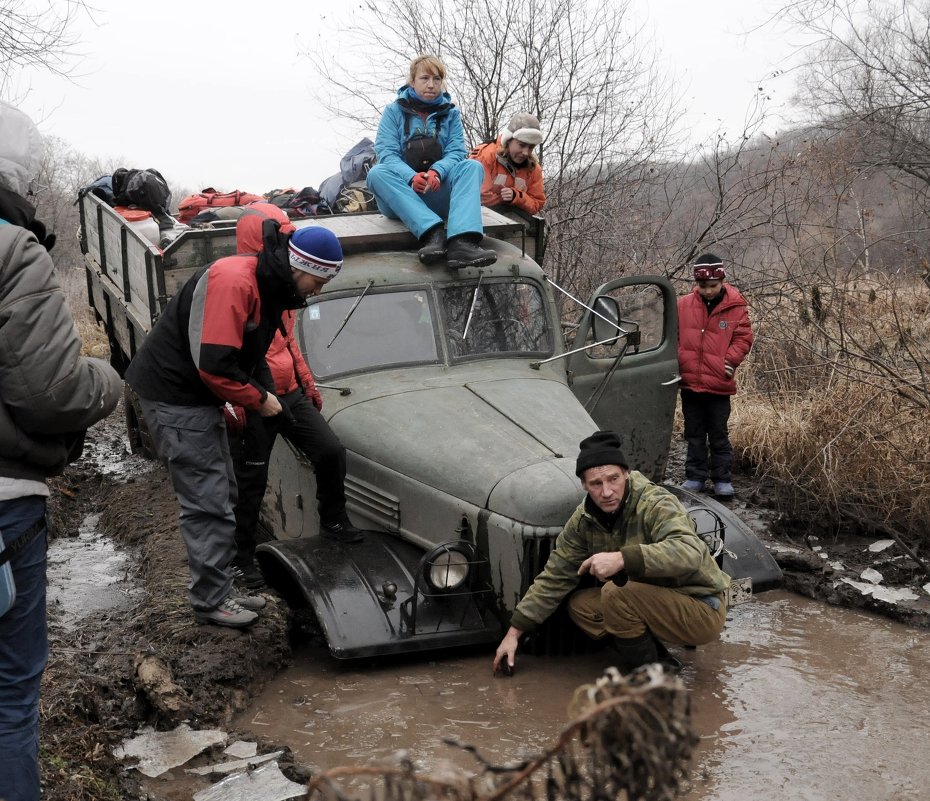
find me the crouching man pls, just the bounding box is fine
[493,430,731,675]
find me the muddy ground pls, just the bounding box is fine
[38,413,930,801]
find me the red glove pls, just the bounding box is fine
[411,170,441,194]
[307,384,323,411]
[411,172,429,193]
[222,403,246,436]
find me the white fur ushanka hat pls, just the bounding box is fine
[499,112,545,147]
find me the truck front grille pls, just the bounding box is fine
[520,533,599,656]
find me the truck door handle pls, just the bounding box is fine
[661,375,682,386]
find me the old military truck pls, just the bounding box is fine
[79,193,782,659]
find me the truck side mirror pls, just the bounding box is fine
[592,296,622,344]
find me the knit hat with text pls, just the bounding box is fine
[288,226,344,281]
[692,253,726,281]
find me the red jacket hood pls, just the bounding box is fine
[235,202,293,254]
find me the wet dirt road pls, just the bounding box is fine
[231,590,929,800]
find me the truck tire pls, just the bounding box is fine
[124,384,156,459]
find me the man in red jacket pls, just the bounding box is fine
[126,203,303,628]
[230,226,363,589]
[677,254,754,498]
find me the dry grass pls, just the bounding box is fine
[733,274,930,550]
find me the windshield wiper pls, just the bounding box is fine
[327,280,374,348]
[461,272,485,341]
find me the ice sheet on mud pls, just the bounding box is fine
[838,577,920,603]
[186,749,285,776]
[113,723,226,776]
[192,761,306,801]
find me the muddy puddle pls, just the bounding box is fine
[171,589,927,801]
[46,419,154,629]
[46,511,138,628]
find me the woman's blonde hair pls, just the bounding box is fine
[408,54,447,84]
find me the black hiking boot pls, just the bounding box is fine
[418,225,447,265]
[446,234,497,270]
[320,518,365,544]
[231,559,266,590]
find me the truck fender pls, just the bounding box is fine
[255,532,501,659]
[668,486,784,592]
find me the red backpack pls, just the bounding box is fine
[176,188,265,223]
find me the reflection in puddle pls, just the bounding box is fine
[46,512,137,629]
[234,591,930,800]
[686,592,930,800]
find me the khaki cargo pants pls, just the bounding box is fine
[567,581,727,645]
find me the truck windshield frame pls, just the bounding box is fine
[298,287,441,379]
[438,278,554,362]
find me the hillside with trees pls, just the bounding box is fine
[6,0,929,552]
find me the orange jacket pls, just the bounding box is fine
[469,140,546,215]
[265,310,322,409]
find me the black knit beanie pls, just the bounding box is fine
[575,430,629,477]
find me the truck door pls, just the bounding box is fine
[566,276,679,480]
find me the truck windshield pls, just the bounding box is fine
[439,280,552,359]
[298,289,439,378]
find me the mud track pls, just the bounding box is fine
[38,419,930,800]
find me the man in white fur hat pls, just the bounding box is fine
[470,111,547,215]
[0,100,121,801]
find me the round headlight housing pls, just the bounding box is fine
[424,545,470,593]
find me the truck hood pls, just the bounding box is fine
[330,377,595,527]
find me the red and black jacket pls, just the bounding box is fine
[126,215,302,410]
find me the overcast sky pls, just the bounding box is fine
[12,0,798,195]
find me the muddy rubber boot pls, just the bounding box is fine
[418,225,447,265]
[446,234,497,270]
[610,631,659,673]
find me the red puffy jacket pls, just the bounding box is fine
[677,285,753,395]
[265,310,323,409]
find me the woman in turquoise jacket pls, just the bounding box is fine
[366,54,497,270]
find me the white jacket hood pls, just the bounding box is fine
[0,100,42,198]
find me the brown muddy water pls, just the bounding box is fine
[224,590,929,801]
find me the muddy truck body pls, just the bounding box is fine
[80,194,781,658]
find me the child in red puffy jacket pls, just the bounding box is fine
[677,253,754,498]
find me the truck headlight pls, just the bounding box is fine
[424,544,470,592]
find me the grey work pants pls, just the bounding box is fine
[139,400,237,611]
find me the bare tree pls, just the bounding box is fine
[784,0,930,189]
[0,0,89,94]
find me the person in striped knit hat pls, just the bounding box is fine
[228,226,364,592]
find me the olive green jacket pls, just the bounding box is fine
[511,471,730,632]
